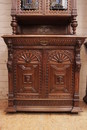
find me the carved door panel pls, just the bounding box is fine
[17,0,44,15]
[46,50,74,99]
[45,0,71,16]
[13,50,42,98]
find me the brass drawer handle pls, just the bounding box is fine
[40,41,48,46]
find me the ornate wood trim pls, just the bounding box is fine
[11,16,17,34]
[3,36,85,47]
[45,0,72,16]
[2,35,86,113]
[6,39,16,111]
[72,40,82,112]
[16,0,43,15]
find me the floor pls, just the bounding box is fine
[0,100,87,130]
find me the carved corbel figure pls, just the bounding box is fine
[7,39,13,72]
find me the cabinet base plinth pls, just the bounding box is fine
[6,106,16,113]
[6,106,81,113]
[71,107,82,113]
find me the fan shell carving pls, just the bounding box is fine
[15,50,42,63]
[48,50,73,63]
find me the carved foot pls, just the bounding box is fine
[83,95,87,104]
[6,106,16,113]
[71,107,82,113]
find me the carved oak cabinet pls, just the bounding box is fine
[2,0,86,113]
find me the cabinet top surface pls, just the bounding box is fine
[2,35,87,39]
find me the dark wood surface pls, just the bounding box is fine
[2,0,86,113]
[2,35,86,113]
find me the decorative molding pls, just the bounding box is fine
[17,0,43,15]
[46,0,71,15]
[15,100,72,106]
[12,37,77,46]
[3,37,85,47]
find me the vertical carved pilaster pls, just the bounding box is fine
[7,39,16,112]
[7,39,13,72]
[72,40,82,113]
[11,16,17,34]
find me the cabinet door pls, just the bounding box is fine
[13,50,42,99]
[16,0,44,15]
[45,0,71,16]
[46,50,74,99]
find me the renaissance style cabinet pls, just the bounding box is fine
[2,0,86,113]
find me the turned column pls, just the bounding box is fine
[71,0,78,34]
[11,0,17,34]
[11,15,17,34]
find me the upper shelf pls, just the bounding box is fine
[11,0,78,35]
[12,0,73,16]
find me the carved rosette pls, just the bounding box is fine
[75,40,82,72]
[7,39,13,72]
